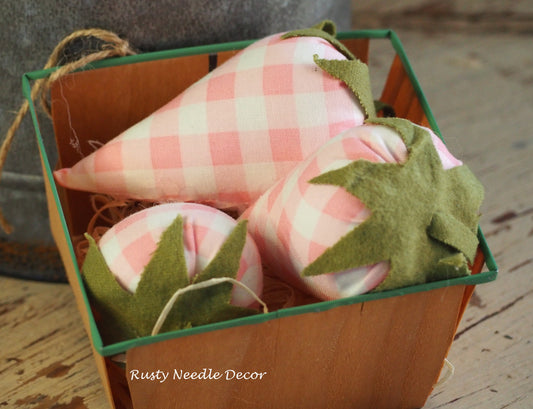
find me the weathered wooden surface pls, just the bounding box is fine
[1,5,533,408]
[394,32,533,409]
[358,5,533,407]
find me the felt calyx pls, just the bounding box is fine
[306,118,483,292]
[53,21,372,212]
[82,202,263,343]
[243,120,483,300]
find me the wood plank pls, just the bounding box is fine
[0,276,108,408]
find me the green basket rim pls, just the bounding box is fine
[23,28,498,357]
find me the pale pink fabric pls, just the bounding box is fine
[243,124,462,300]
[97,202,263,308]
[54,33,365,211]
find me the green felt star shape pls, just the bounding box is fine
[82,216,258,344]
[302,117,484,292]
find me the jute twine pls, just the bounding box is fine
[152,277,269,336]
[0,28,136,234]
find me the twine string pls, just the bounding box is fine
[152,277,269,336]
[0,28,136,234]
[434,358,455,388]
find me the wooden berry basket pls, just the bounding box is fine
[25,29,497,409]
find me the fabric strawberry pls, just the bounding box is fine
[54,21,373,212]
[82,202,263,343]
[243,119,484,300]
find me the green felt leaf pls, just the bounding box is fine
[194,220,248,283]
[83,235,138,342]
[161,219,256,334]
[302,117,484,292]
[434,253,471,281]
[428,211,479,260]
[281,20,375,119]
[82,216,258,344]
[313,56,376,118]
[312,20,337,36]
[282,20,376,118]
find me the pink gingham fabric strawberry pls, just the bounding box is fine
[97,202,263,308]
[242,124,462,301]
[54,32,367,211]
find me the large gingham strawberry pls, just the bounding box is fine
[82,202,263,343]
[54,21,373,212]
[243,119,484,301]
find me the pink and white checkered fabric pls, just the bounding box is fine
[97,202,263,308]
[54,33,366,211]
[243,124,462,300]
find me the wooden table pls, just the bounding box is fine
[1,26,532,409]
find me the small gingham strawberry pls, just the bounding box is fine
[243,118,483,300]
[54,21,373,212]
[82,202,263,343]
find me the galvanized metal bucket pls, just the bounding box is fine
[0,0,351,281]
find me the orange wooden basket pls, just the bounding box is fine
[25,30,497,409]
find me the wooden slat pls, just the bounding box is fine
[341,38,370,62]
[126,286,466,409]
